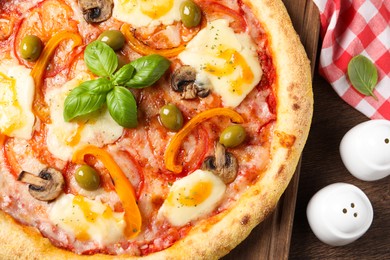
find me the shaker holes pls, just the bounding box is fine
[342,203,358,217]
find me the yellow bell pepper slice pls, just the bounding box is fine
[121,23,185,58]
[31,31,83,123]
[164,108,244,173]
[72,145,142,238]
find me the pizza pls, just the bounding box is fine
[0,0,312,258]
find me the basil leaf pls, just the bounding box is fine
[126,54,171,88]
[347,55,378,99]
[84,77,114,94]
[112,63,135,86]
[107,86,138,128]
[63,78,112,122]
[84,41,118,78]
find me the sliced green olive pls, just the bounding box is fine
[75,165,101,191]
[219,125,246,148]
[180,0,202,28]
[20,35,43,61]
[159,104,184,132]
[98,30,125,51]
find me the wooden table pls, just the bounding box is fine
[290,25,390,260]
[288,0,390,258]
[290,61,390,260]
[226,0,389,259]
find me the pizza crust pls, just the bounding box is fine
[0,0,312,258]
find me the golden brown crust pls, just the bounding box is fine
[0,0,312,258]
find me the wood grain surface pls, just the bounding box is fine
[289,37,390,260]
[290,69,390,260]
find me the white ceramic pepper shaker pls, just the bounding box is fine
[306,183,373,246]
[340,119,390,181]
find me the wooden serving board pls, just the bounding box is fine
[223,0,320,259]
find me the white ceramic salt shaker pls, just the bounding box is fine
[340,119,390,181]
[306,183,373,246]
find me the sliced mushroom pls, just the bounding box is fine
[202,142,238,184]
[79,0,113,23]
[196,82,211,98]
[18,168,65,201]
[171,65,210,99]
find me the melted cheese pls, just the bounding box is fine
[46,73,124,161]
[179,19,262,107]
[0,62,35,139]
[49,194,125,245]
[158,169,226,226]
[113,0,186,27]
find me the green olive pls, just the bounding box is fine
[180,0,202,28]
[20,35,43,61]
[75,165,101,191]
[219,125,246,148]
[159,104,184,131]
[98,30,125,51]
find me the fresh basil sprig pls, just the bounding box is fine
[347,55,378,100]
[112,63,135,86]
[126,54,171,88]
[64,78,113,122]
[84,41,118,77]
[63,41,170,128]
[107,86,138,128]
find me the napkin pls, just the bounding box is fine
[313,0,390,119]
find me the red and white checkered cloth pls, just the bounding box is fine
[313,0,390,119]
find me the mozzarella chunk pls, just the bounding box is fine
[46,73,123,161]
[113,0,186,27]
[179,19,262,107]
[158,169,226,226]
[49,194,125,245]
[0,62,35,139]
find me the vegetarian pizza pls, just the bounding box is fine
[0,0,312,258]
